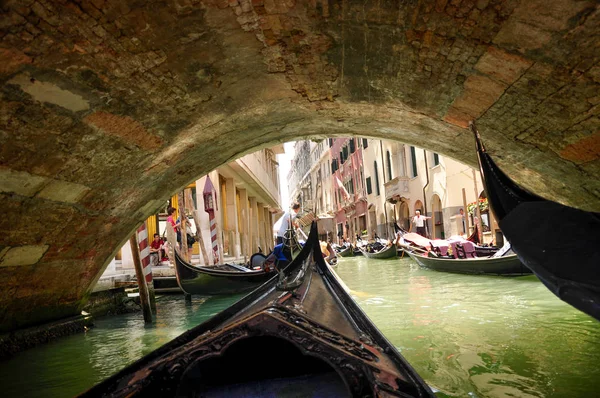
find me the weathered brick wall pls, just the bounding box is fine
[0,0,598,332]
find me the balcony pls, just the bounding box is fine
[384,176,410,203]
[229,150,281,208]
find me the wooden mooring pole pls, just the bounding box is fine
[462,188,470,235]
[136,223,156,313]
[130,234,153,323]
[185,188,210,265]
[472,169,484,243]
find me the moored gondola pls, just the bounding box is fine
[80,223,434,397]
[405,249,530,276]
[472,122,600,320]
[360,243,398,259]
[337,244,354,257]
[174,252,279,296]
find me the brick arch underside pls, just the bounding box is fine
[1,0,598,332]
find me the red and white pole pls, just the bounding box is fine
[136,222,156,312]
[209,211,219,264]
[203,176,221,265]
[137,223,153,285]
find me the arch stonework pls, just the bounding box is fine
[0,0,599,331]
[414,200,424,213]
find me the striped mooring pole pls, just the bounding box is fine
[209,211,219,265]
[203,176,220,265]
[130,222,155,322]
[136,223,156,312]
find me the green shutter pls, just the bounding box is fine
[374,161,380,196]
[410,146,418,177]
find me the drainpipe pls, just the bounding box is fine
[422,149,430,237]
[380,140,389,237]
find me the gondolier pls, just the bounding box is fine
[273,203,300,245]
[410,210,431,237]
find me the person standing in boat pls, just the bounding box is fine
[166,206,182,246]
[274,203,301,245]
[410,210,431,237]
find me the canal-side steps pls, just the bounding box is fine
[0,312,94,359]
[0,288,144,359]
[95,254,249,294]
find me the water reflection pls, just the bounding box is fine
[0,294,244,398]
[335,256,600,398]
[0,258,599,397]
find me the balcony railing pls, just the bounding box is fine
[384,176,410,202]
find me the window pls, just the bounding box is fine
[349,139,356,153]
[342,146,349,161]
[374,161,380,196]
[410,146,418,177]
[363,138,368,148]
[386,150,392,181]
[345,180,353,196]
[360,169,364,194]
[331,158,338,173]
[433,153,440,166]
[329,138,333,147]
[366,177,372,194]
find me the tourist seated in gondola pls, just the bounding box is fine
[371,230,380,241]
[149,233,163,267]
[320,241,330,258]
[261,243,291,272]
[320,241,337,264]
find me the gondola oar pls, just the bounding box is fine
[471,122,600,320]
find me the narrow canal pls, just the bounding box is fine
[1,256,599,397]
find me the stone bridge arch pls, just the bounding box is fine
[1,0,598,331]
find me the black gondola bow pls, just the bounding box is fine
[472,122,600,321]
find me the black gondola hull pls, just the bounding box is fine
[80,223,434,397]
[473,123,600,320]
[406,250,531,276]
[174,252,277,296]
[337,245,354,257]
[360,243,398,259]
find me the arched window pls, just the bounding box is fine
[374,161,380,196]
[386,150,393,180]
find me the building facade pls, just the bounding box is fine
[105,145,284,273]
[330,138,368,243]
[289,137,495,245]
[366,140,490,242]
[288,140,314,213]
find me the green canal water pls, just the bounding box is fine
[1,256,599,397]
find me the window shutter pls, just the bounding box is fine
[410,146,418,177]
[374,161,380,196]
[386,151,393,181]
